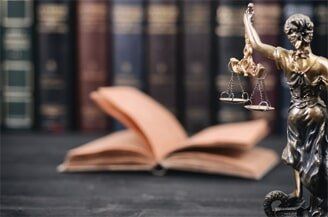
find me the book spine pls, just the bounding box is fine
[183,0,211,133]
[0,1,2,130]
[215,1,249,123]
[252,2,282,131]
[280,0,314,134]
[146,0,179,115]
[313,1,328,57]
[77,0,109,132]
[112,0,145,90]
[2,0,34,129]
[313,1,328,108]
[36,0,74,132]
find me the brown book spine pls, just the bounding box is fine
[183,0,211,133]
[252,2,282,130]
[146,0,179,115]
[77,0,109,131]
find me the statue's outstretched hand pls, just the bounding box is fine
[245,3,254,24]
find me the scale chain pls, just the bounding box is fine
[249,80,257,104]
[237,74,245,93]
[228,69,235,96]
[262,80,271,106]
[259,79,264,103]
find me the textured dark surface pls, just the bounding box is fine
[1,133,293,217]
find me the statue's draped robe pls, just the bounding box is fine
[274,47,328,200]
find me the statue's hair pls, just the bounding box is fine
[284,14,314,43]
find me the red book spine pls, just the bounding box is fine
[77,0,109,132]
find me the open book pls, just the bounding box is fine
[58,87,278,180]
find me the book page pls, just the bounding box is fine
[58,130,156,172]
[164,119,270,156]
[92,87,188,161]
[161,147,278,180]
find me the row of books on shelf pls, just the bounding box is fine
[1,0,327,133]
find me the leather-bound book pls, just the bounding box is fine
[112,0,145,130]
[313,1,328,57]
[59,87,278,180]
[182,0,211,133]
[215,0,250,123]
[36,0,75,132]
[112,0,145,90]
[146,0,179,115]
[252,2,282,132]
[280,0,314,134]
[2,0,34,129]
[77,0,109,132]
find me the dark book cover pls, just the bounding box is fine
[252,2,282,132]
[146,0,179,115]
[313,1,327,112]
[111,0,145,131]
[215,0,250,123]
[182,0,211,133]
[280,0,314,134]
[36,0,75,132]
[112,0,145,90]
[313,1,328,58]
[77,0,109,132]
[1,0,34,129]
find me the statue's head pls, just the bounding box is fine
[284,14,314,50]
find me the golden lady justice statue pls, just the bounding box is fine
[220,3,328,217]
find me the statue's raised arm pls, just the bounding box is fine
[243,3,277,60]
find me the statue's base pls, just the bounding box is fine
[263,190,309,217]
[273,202,308,217]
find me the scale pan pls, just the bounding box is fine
[244,105,275,111]
[219,97,249,104]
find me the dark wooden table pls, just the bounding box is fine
[1,133,293,217]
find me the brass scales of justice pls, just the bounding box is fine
[218,30,274,112]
